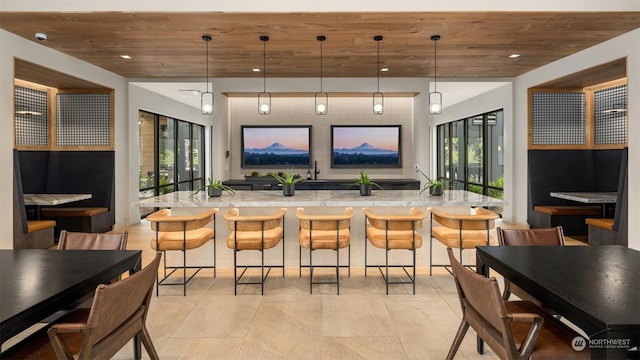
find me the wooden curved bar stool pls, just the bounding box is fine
[147,208,217,296]
[428,206,499,276]
[224,208,287,295]
[296,207,354,295]
[363,207,427,295]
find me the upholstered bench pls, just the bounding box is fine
[41,207,110,233]
[531,205,601,235]
[585,217,614,231]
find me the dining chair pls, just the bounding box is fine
[296,207,354,294]
[428,206,499,275]
[363,207,427,295]
[445,248,589,359]
[47,253,162,360]
[147,208,218,296]
[496,226,565,305]
[224,208,287,295]
[1,254,162,360]
[57,229,128,250]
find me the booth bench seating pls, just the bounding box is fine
[17,150,115,236]
[527,148,625,236]
[585,147,628,246]
[12,149,55,249]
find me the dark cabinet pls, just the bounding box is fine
[223,179,420,191]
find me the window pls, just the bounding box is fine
[437,110,504,211]
[138,110,205,217]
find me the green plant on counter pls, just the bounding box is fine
[196,177,235,195]
[416,167,443,196]
[271,169,304,185]
[346,170,383,189]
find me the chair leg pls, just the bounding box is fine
[412,246,416,295]
[429,216,433,276]
[309,247,313,294]
[446,320,470,360]
[139,326,160,360]
[336,246,340,295]
[233,248,238,296]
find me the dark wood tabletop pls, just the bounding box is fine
[476,245,640,359]
[0,249,141,347]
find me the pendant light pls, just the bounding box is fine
[429,35,442,115]
[258,35,271,115]
[373,35,384,115]
[201,35,214,115]
[315,35,328,115]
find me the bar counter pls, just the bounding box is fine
[138,189,504,208]
[136,190,504,272]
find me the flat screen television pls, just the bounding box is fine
[331,125,401,168]
[241,125,312,168]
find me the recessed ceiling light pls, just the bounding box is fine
[381,68,389,72]
[252,68,260,72]
[120,55,132,59]
[509,54,520,58]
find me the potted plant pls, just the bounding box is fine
[416,167,444,196]
[202,177,235,197]
[272,169,304,196]
[347,169,383,196]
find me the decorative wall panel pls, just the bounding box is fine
[56,93,110,146]
[593,85,627,145]
[14,86,48,147]
[531,92,585,145]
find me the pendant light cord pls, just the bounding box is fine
[205,39,209,93]
[376,39,380,92]
[431,35,440,93]
[263,39,267,92]
[320,38,324,92]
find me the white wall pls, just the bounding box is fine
[513,29,640,250]
[0,29,127,249]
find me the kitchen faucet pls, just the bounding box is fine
[314,160,320,180]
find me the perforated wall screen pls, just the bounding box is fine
[14,86,48,147]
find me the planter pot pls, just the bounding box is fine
[283,183,295,196]
[429,185,443,196]
[207,188,223,197]
[360,184,372,196]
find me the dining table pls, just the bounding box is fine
[0,249,142,356]
[23,193,92,219]
[549,191,617,217]
[476,245,640,359]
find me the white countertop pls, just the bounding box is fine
[137,189,504,208]
[23,193,92,206]
[549,191,617,204]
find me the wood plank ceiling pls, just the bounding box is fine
[1,11,639,80]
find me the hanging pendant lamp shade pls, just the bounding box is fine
[201,35,214,115]
[258,35,271,115]
[429,35,442,115]
[315,35,328,115]
[373,35,384,115]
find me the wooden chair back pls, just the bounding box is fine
[48,253,162,360]
[58,230,128,250]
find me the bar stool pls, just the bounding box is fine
[296,207,354,295]
[147,208,217,296]
[428,206,498,275]
[224,208,287,295]
[363,207,427,295]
